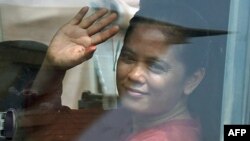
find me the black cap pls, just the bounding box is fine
[135,0,227,37]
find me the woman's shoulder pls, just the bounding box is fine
[126,119,201,141]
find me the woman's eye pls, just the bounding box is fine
[149,63,167,74]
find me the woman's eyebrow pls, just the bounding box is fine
[147,57,169,66]
[121,46,135,55]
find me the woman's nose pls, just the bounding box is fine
[127,64,146,84]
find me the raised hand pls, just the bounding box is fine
[45,7,119,70]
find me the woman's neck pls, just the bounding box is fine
[132,99,191,132]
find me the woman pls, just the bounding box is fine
[28,1,226,141]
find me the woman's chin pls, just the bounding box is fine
[121,97,150,114]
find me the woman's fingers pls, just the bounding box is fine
[66,7,119,47]
[69,7,118,38]
[87,13,118,36]
[91,25,119,45]
[79,8,108,29]
[69,7,89,25]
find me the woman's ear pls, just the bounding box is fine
[184,68,205,95]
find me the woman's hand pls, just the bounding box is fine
[45,7,119,70]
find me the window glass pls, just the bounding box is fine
[0,1,249,141]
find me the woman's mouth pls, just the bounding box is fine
[125,87,147,98]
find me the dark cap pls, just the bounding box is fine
[134,0,227,37]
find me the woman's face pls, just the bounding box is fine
[116,24,190,115]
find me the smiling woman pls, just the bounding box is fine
[114,7,218,141]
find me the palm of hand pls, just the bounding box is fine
[45,7,119,70]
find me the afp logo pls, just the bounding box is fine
[224,125,249,141]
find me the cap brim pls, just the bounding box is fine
[180,26,228,37]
